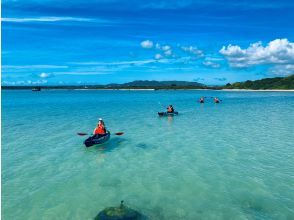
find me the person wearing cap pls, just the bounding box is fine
[214,97,220,103]
[167,105,174,113]
[93,118,106,136]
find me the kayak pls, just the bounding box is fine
[84,131,110,147]
[158,111,178,116]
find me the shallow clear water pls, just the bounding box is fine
[2,90,294,220]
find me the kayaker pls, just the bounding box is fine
[167,105,174,113]
[93,118,107,136]
[214,97,220,103]
[199,97,205,103]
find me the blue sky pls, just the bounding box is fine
[2,0,294,85]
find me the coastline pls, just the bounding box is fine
[221,89,294,92]
[2,88,294,91]
[76,88,156,91]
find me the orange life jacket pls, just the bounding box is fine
[94,125,106,135]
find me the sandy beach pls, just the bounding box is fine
[221,89,294,92]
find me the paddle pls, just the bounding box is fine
[115,132,124,135]
[77,132,124,136]
[77,132,88,136]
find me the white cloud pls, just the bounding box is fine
[164,50,172,56]
[155,54,163,59]
[152,43,171,51]
[2,65,68,69]
[39,72,54,78]
[205,57,224,61]
[155,43,161,49]
[270,64,294,76]
[203,61,220,68]
[162,45,171,51]
[69,59,157,66]
[2,80,47,85]
[32,80,48,84]
[1,17,95,23]
[53,71,113,76]
[2,81,16,85]
[153,43,173,57]
[141,40,154,49]
[181,46,204,57]
[140,40,174,57]
[220,39,294,68]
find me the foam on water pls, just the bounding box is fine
[2,90,294,219]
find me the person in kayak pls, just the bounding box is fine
[93,118,107,136]
[167,105,174,113]
[214,97,220,103]
[199,97,205,103]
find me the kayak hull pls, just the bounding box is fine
[158,111,178,116]
[84,132,110,147]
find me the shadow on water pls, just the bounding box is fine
[136,143,149,149]
[135,142,157,149]
[11,123,25,127]
[84,136,127,153]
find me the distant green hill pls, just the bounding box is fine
[108,80,204,87]
[1,80,207,90]
[223,75,294,90]
[2,76,293,90]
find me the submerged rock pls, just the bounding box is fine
[95,201,143,220]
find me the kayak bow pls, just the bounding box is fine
[84,131,110,147]
[158,111,178,116]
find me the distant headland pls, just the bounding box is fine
[2,75,294,91]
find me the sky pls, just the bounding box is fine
[2,0,294,85]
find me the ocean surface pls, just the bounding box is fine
[2,90,294,220]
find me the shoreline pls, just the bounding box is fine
[2,88,294,91]
[83,88,156,91]
[221,89,294,92]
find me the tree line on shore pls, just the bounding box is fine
[2,75,293,90]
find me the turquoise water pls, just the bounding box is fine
[2,90,294,220]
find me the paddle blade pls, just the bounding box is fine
[115,132,124,135]
[77,132,88,136]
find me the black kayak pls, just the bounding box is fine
[158,111,178,116]
[84,132,110,147]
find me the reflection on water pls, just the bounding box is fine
[167,115,173,125]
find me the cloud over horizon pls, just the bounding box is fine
[203,61,220,68]
[181,46,204,57]
[39,72,54,78]
[140,40,154,49]
[1,16,97,23]
[220,39,294,69]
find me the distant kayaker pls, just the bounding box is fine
[167,105,174,113]
[199,97,205,103]
[93,118,107,136]
[214,97,220,103]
